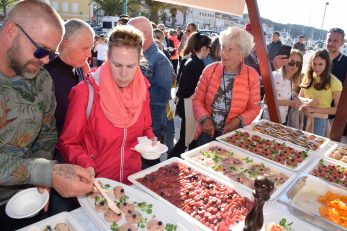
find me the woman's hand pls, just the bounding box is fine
[309,98,319,107]
[223,117,241,134]
[150,136,158,146]
[202,118,215,138]
[290,99,302,108]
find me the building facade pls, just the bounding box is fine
[49,0,93,22]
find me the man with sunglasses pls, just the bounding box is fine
[326,28,347,143]
[0,1,93,229]
[177,23,198,55]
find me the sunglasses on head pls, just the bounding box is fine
[16,24,59,60]
[288,60,302,67]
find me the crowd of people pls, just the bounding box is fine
[0,0,346,230]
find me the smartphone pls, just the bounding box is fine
[278,45,292,58]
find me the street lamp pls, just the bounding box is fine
[122,0,127,15]
[319,2,329,41]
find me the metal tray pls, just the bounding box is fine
[243,119,331,152]
[323,142,347,167]
[181,141,297,200]
[216,128,316,172]
[304,158,347,189]
[280,175,347,231]
[128,157,253,231]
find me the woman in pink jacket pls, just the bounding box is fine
[192,26,261,146]
[57,26,156,184]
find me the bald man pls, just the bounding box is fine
[128,17,173,168]
[45,19,94,135]
[0,1,93,228]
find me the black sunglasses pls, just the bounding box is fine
[288,60,302,67]
[16,24,59,60]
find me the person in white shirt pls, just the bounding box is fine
[94,34,108,66]
[263,49,303,124]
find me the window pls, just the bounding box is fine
[62,2,68,12]
[51,1,58,11]
[72,3,78,13]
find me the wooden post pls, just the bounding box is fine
[245,0,280,123]
[330,75,347,141]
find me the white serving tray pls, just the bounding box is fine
[323,142,347,168]
[304,158,347,190]
[181,141,297,200]
[128,157,253,231]
[243,119,332,153]
[216,128,317,172]
[78,178,197,231]
[18,212,85,231]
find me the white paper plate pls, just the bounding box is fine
[134,142,168,160]
[17,212,84,231]
[5,188,49,219]
[78,178,197,231]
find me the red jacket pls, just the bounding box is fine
[192,62,261,138]
[57,73,155,184]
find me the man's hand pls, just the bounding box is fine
[201,118,215,138]
[37,186,50,212]
[52,164,93,198]
[223,117,241,134]
[86,167,96,178]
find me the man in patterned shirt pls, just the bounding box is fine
[0,1,93,228]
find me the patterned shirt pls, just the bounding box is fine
[0,69,57,204]
[211,72,236,136]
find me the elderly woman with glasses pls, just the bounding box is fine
[262,49,303,124]
[192,26,261,146]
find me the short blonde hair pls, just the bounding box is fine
[219,26,254,57]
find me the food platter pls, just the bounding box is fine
[305,158,347,189]
[323,142,347,167]
[217,129,314,172]
[128,157,253,231]
[181,141,297,200]
[18,212,85,231]
[280,175,347,231]
[78,178,197,231]
[243,120,331,152]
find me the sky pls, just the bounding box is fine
[245,0,347,35]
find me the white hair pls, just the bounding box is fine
[219,26,254,57]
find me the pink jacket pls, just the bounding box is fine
[192,62,261,138]
[57,72,155,185]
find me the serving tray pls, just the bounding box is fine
[244,119,331,152]
[78,178,197,231]
[217,129,315,172]
[181,141,297,200]
[128,157,253,231]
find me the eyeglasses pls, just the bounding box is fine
[186,30,191,33]
[329,28,345,37]
[207,45,212,50]
[288,60,302,67]
[16,24,59,60]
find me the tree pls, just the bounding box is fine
[160,11,168,25]
[92,0,139,16]
[168,5,189,27]
[1,0,17,18]
[143,0,167,24]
